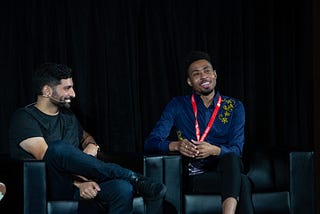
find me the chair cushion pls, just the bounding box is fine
[47,197,144,214]
[184,194,221,214]
[252,191,290,214]
[47,201,78,214]
[184,192,290,214]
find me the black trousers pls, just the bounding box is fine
[184,153,254,214]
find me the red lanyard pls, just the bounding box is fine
[191,94,222,141]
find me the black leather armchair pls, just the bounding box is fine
[0,155,142,213]
[124,150,315,214]
[0,153,181,214]
[178,151,315,214]
[144,151,315,214]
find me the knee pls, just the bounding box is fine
[221,152,241,166]
[113,180,134,200]
[96,180,134,212]
[47,140,67,153]
[223,152,238,161]
[44,140,70,161]
[99,180,134,202]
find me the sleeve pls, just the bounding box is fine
[144,99,178,153]
[9,108,43,159]
[9,109,43,146]
[219,100,245,157]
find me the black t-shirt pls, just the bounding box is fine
[9,104,83,159]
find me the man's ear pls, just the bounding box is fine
[187,78,192,87]
[42,85,52,96]
[213,70,217,78]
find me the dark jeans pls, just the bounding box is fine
[185,153,254,214]
[43,140,135,214]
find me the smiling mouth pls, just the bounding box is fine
[200,81,210,88]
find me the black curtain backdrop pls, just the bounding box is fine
[0,0,315,157]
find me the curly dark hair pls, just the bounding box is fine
[183,51,213,75]
[32,63,73,96]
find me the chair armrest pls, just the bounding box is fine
[23,160,47,214]
[290,151,315,214]
[144,155,182,214]
[0,158,46,214]
[100,152,183,213]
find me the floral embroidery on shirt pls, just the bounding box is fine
[218,98,235,124]
[176,130,184,141]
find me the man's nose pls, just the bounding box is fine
[199,71,207,78]
[70,88,76,98]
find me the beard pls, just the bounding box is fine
[61,102,71,108]
[200,88,214,96]
[49,96,71,109]
[51,90,71,108]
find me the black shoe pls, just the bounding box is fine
[130,173,167,201]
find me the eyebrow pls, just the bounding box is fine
[191,65,212,72]
[63,85,73,89]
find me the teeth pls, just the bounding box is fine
[201,82,209,86]
[65,99,71,103]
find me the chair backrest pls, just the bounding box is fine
[246,151,289,192]
[290,151,315,214]
[144,155,182,214]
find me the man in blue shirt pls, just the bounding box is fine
[144,51,254,214]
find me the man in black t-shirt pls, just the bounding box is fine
[9,63,166,213]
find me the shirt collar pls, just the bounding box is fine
[193,91,221,108]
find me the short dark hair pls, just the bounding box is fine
[32,63,73,95]
[183,51,213,74]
